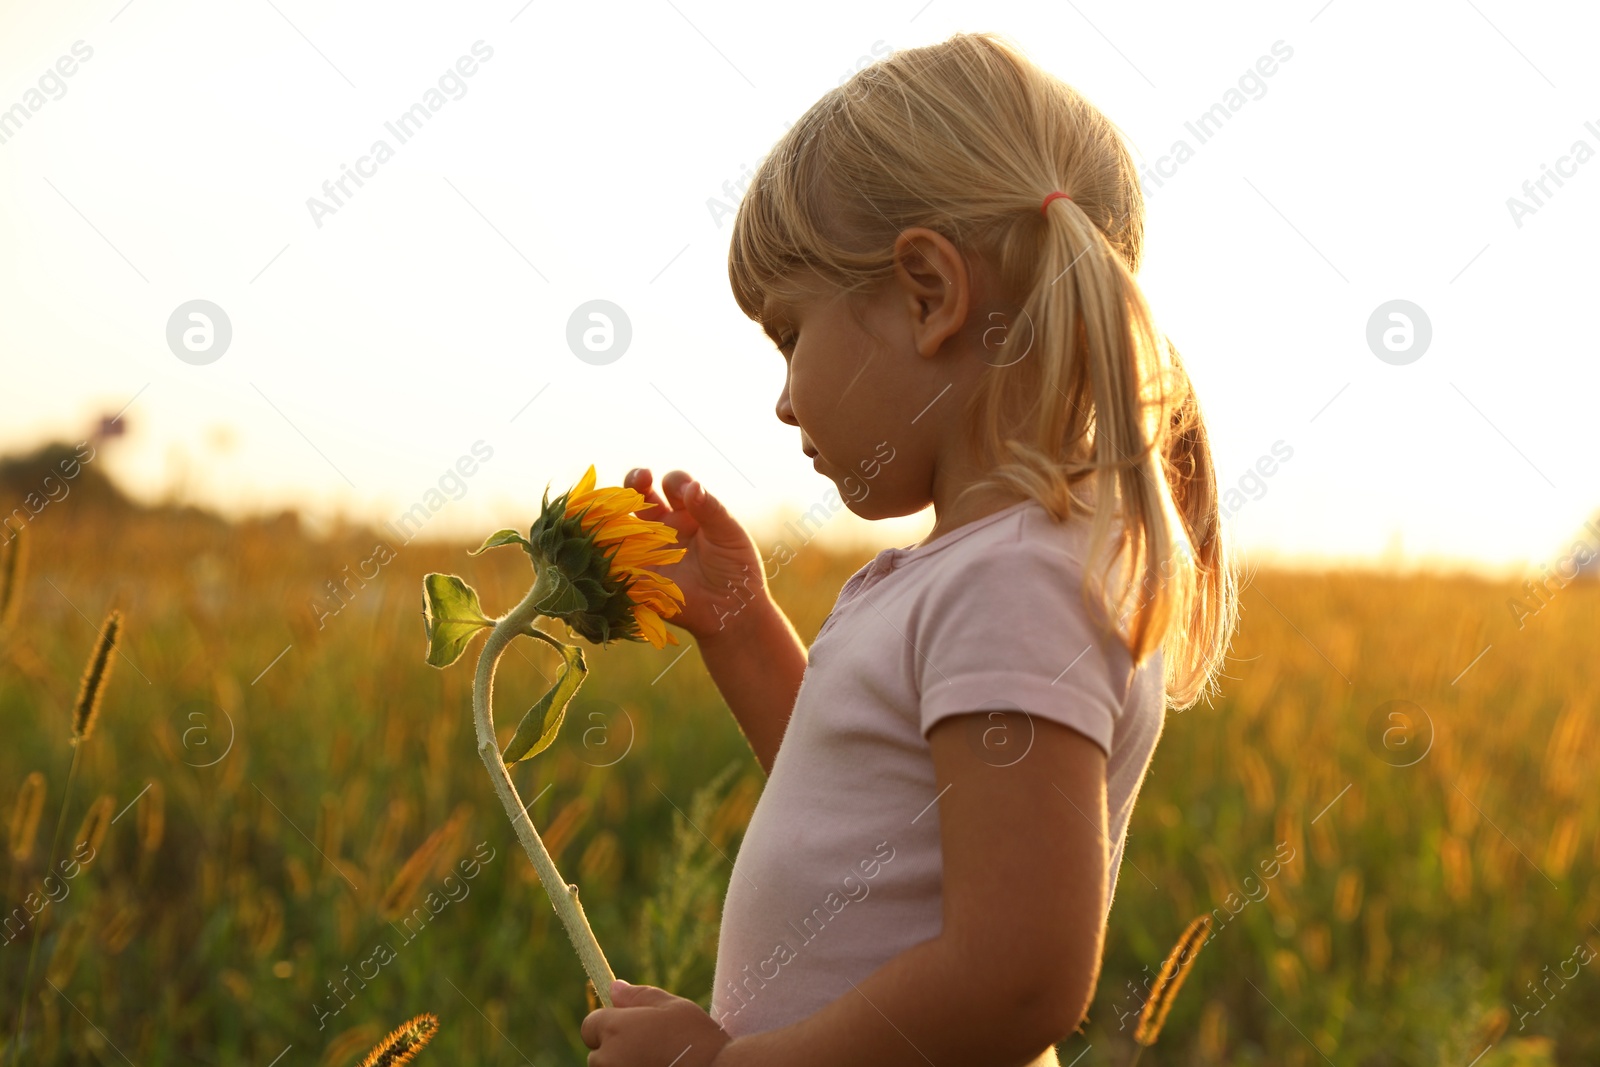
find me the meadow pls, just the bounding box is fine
[0,489,1595,1066]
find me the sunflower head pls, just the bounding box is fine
[481,465,686,649]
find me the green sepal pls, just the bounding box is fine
[501,635,587,764]
[421,573,493,668]
[531,566,589,617]
[471,529,530,556]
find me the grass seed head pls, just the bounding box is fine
[73,794,115,860]
[8,770,47,862]
[45,913,90,986]
[0,524,26,631]
[1134,914,1213,1046]
[379,805,470,920]
[137,780,165,854]
[71,609,122,743]
[358,1012,439,1067]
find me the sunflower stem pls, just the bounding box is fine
[471,568,617,1009]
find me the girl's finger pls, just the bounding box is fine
[664,473,726,529]
[626,468,670,517]
[660,470,696,512]
[658,471,712,538]
[578,1006,605,1049]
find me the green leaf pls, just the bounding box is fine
[422,573,493,668]
[501,636,587,764]
[470,529,530,556]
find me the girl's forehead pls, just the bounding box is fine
[757,297,786,342]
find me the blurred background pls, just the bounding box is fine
[2,1,1597,1064]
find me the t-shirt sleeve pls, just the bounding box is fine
[914,542,1132,757]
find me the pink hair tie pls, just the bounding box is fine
[1040,190,1072,215]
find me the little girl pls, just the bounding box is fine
[582,30,1237,1067]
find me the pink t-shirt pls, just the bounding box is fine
[710,497,1168,1037]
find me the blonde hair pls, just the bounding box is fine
[727,31,1237,708]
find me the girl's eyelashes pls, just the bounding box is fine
[777,333,797,354]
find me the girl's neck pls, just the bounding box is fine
[913,486,1031,550]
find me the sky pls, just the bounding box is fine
[2,0,1596,577]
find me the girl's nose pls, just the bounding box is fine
[775,381,798,427]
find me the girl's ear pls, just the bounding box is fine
[891,226,971,359]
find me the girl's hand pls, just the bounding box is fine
[581,979,732,1066]
[623,468,768,644]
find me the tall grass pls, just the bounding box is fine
[0,506,1595,1065]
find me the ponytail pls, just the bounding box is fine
[956,190,1234,708]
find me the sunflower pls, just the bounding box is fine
[518,465,686,649]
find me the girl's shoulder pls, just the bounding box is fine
[902,498,1152,750]
[909,497,1136,654]
[898,499,1108,616]
[914,497,1105,577]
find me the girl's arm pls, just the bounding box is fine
[695,590,807,777]
[712,713,1109,1067]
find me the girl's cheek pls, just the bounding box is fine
[787,370,825,435]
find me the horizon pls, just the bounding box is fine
[4,425,1596,587]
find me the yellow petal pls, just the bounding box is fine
[609,539,685,569]
[615,558,679,593]
[584,511,656,538]
[625,577,685,619]
[633,606,676,649]
[587,516,672,544]
[567,485,645,522]
[567,464,598,501]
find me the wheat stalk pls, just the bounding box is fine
[1128,914,1213,1066]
